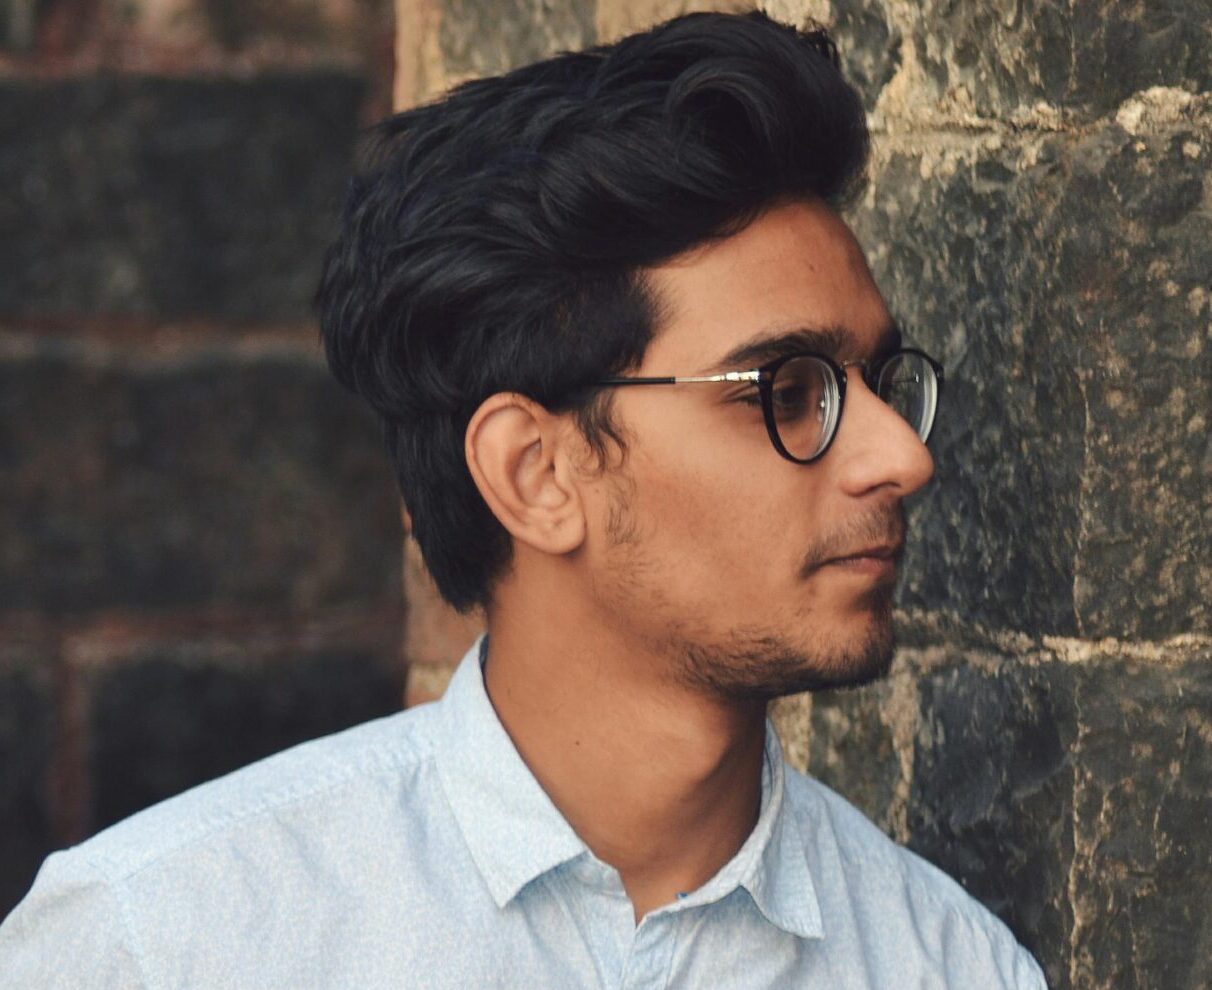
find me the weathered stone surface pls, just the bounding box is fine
[800,644,1212,990]
[0,657,54,918]
[1065,657,1212,990]
[88,648,404,831]
[856,137,1086,635]
[853,102,1212,638]
[821,0,1212,119]
[826,0,899,111]
[801,676,907,837]
[0,73,363,320]
[906,657,1076,988]
[597,0,754,45]
[438,0,594,78]
[0,341,401,613]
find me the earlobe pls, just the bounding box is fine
[465,393,587,555]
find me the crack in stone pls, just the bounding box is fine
[1072,361,1093,639]
[1066,676,1087,990]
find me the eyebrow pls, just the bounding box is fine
[706,322,903,373]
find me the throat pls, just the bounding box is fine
[481,605,770,922]
[497,679,766,919]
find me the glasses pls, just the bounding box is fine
[596,347,944,464]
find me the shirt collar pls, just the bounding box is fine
[740,725,824,939]
[652,721,822,940]
[433,635,823,939]
[434,635,587,907]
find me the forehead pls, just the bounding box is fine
[639,199,892,371]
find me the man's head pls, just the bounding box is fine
[318,12,934,697]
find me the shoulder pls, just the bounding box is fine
[781,765,1047,989]
[45,700,440,887]
[0,702,455,988]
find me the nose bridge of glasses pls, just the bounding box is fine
[836,357,876,394]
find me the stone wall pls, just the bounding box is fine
[0,0,404,917]
[393,1,1212,987]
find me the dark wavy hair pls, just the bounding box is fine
[316,11,869,612]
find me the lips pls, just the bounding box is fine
[825,543,903,565]
[798,506,909,579]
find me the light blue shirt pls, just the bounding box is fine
[1,637,1045,988]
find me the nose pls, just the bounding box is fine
[831,379,935,498]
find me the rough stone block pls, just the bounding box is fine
[1063,657,1212,990]
[0,342,401,613]
[0,72,363,320]
[823,0,1212,119]
[0,657,54,918]
[851,102,1211,638]
[801,677,907,838]
[438,0,594,78]
[801,644,1212,990]
[88,647,404,832]
[824,0,900,111]
[906,651,1212,990]
[906,658,1076,988]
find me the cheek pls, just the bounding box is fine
[632,447,811,593]
[619,395,831,593]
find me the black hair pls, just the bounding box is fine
[316,11,869,612]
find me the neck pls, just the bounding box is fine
[483,579,768,922]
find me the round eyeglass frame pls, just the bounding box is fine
[595,346,945,465]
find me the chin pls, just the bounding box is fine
[679,586,897,701]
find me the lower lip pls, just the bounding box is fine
[824,556,897,578]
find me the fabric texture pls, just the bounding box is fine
[0,636,1047,989]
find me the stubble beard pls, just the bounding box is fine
[600,476,904,703]
[677,577,897,702]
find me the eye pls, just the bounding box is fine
[769,358,830,423]
[771,383,812,416]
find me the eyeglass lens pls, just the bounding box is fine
[770,351,938,461]
[875,351,938,443]
[768,357,840,461]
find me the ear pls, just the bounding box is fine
[465,393,587,556]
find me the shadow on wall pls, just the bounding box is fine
[0,0,405,917]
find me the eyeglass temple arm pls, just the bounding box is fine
[596,371,762,386]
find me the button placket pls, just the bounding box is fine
[618,912,678,990]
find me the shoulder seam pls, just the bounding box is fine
[89,727,436,886]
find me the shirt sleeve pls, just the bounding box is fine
[0,850,148,990]
[939,902,1049,990]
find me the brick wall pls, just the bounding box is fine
[392,2,1212,988]
[0,0,404,916]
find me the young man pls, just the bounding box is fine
[2,12,1046,988]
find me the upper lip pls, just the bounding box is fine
[829,543,903,562]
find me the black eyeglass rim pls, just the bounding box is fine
[594,346,945,466]
[759,347,945,465]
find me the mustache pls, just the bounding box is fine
[798,504,908,578]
